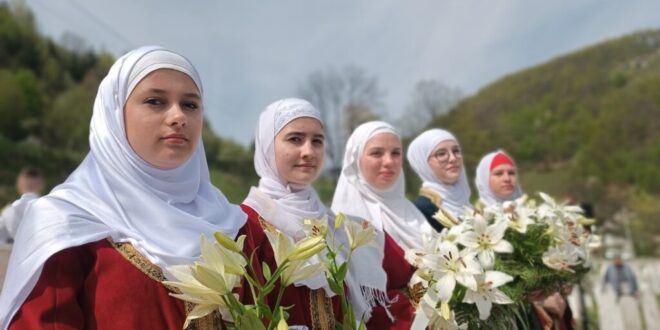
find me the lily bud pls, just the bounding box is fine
[433,207,460,228]
[214,232,243,253]
[334,212,345,230]
[288,236,326,261]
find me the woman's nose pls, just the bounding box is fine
[165,105,186,127]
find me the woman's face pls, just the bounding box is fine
[359,132,402,190]
[274,117,325,186]
[123,69,203,169]
[489,163,518,199]
[427,140,463,184]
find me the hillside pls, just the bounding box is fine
[0,3,256,205]
[428,29,660,255]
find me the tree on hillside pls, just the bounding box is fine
[398,79,463,137]
[297,66,385,174]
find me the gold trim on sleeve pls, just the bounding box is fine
[110,238,219,330]
[419,187,443,208]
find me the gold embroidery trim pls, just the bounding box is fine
[309,289,335,330]
[419,187,443,208]
[110,238,218,330]
[258,215,277,233]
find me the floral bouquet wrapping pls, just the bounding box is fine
[162,213,376,330]
[407,193,600,329]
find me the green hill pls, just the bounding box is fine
[427,29,660,255]
[0,3,256,205]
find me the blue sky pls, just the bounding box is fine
[11,0,660,145]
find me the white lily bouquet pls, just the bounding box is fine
[163,213,376,330]
[407,193,599,329]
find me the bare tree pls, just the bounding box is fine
[297,66,385,174]
[398,80,463,136]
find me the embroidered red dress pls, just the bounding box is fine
[239,204,341,330]
[8,234,245,329]
[8,239,189,329]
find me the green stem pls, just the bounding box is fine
[242,251,264,317]
[267,284,287,330]
[221,294,239,325]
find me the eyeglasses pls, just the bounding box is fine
[429,147,462,163]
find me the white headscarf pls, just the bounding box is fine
[0,46,247,329]
[475,150,523,205]
[407,129,472,217]
[331,121,433,250]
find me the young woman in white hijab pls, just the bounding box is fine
[331,121,434,329]
[475,150,523,205]
[240,98,390,329]
[0,46,247,329]
[407,129,472,231]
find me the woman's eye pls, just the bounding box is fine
[312,138,324,145]
[145,98,164,106]
[183,102,199,110]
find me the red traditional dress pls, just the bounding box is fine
[7,237,238,329]
[240,205,342,329]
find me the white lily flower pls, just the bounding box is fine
[265,231,325,286]
[537,192,584,224]
[343,218,378,251]
[420,289,467,330]
[163,265,240,328]
[459,216,513,269]
[302,217,329,238]
[438,223,467,244]
[199,235,246,276]
[501,198,535,234]
[542,243,582,273]
[421,241,482,301]
[462,271,514,320]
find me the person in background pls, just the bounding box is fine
[603,254,639,301]
[0,167,46,242]
[407,129,471,231]
[332,121,432,329]
[0,46,247,329]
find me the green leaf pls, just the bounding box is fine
[328,279,344,296]
[336,262,349,283]
[262,262,272,281]
[237,309,266,330]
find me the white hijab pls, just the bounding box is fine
[475,150,523,205]
[0,46,247,328]
[407,129,472,217]
[331,121,434,250]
